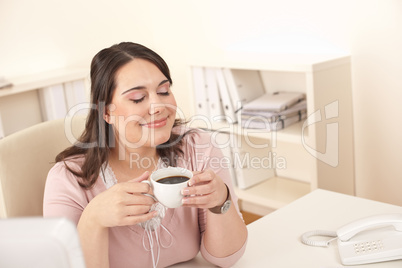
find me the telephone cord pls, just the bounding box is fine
[139,202,173,268]
[301,230,338,247]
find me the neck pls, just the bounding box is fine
[109,144,159,181]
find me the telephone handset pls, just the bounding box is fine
[301,213,402,265]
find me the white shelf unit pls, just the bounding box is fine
[0,68,89,137]
[189,54,355,216]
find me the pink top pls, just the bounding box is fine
[43,129,246,268]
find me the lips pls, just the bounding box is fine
[140,117,168,128]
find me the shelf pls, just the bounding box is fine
[190,53,350,73]
[0,68,89,98]
[234,176,311,212]
[189,53,354,215]
[188,120,306,144]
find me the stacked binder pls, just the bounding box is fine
[191,66,307,131]
[240,92,307,131]
[192,67,265,123]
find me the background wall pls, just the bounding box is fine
[1,0,401,205]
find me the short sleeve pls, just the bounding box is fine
[43,160,98,225]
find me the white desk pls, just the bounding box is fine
[171,189,402,267]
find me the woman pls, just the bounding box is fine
[43,42,247,268]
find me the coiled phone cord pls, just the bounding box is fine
[301,230,338,247]
[139,202,173,268]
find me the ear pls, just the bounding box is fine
[103,106,111,124]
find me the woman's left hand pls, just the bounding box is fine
[181,169,228,209]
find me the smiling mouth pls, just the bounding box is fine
[140,117,168,128]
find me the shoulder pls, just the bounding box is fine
[173,126,213,147]
[173,127,226,170]
[44,154,105,207]
[44,155,95,224]
[50,155,85,174]
[47,155,85,187]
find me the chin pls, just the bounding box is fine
[144,126,173,148]
[152,130,173,148]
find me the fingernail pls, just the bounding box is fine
[182,198,189,204]
[181,189,190,195]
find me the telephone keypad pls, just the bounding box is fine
[354,240,383,254]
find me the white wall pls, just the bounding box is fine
[1,0,401,205]
[0,0,154,76]
[349,0,402,205]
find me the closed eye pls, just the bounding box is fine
[158,91,170,96]
[131,92,169,104]
[131,96,145,104]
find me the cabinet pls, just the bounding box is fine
[0,68,89,138]
[189,54,355,216]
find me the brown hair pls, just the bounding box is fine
[57,42,191,189]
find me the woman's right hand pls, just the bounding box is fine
[80,171,156,229]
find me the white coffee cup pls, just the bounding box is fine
[143,167,193,208]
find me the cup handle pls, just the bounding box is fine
[141,180,157,202]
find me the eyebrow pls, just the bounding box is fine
[121,79,170,95]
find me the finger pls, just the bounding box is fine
[128,171,150,183]
[189,169,214,186]
[118,211,157,227]
[181,182,214,197]
[191,170,202,175]
[120,181,151,194]
[142,193,158,202]
[188,170,202,185]
[123,192,156,205]
[182,194,212,208]
[123,204,153,216]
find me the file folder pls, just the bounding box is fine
[222,68,265,114]
[39,84,68,121]
[64,80,87,111]
[191,66,209,118]
[215,68,237,123]
[204,68,224,120]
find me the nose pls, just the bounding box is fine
[148,95,166,115]
[149,103,165,115]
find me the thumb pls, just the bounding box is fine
[128,171,150,183]
[188,170,203,186]
[191,170,202,176]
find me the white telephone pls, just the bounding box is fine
[301,213,402,265]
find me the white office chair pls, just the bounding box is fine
[0,116,86,218]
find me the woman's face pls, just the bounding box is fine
[106,59,177,150]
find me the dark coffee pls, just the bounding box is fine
[156,176,189,185]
